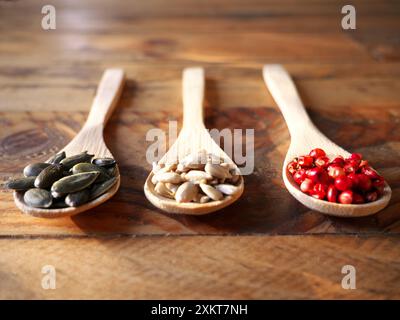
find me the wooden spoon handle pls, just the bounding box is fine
[182,67,205,130]
[263,64,312,137]
[85,68,125,128]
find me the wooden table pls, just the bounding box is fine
[0,0,399,299]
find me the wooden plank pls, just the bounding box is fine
[0,31,372,64]
[0,0,399,299]
[1,0,399,17]
[2,62,400,83]
[5,2,397,64]
[1,64,400,112]
[2,9,400,33]
[0,235,399,299]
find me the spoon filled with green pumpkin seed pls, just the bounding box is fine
[5,69,125,218]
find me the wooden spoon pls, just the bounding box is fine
[14,68,125,218]
[144,67,244,215]
[263,64,391,217]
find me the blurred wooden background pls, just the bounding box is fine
[0,0,399,299]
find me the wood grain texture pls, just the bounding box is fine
[0,0,399,298]
[0,235,399,299]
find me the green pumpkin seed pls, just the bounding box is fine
[5,177,35,191]
[89,177,117,200]
[72,163,110,183]
[34,164,64,189]
[92,157,116,168]
[107,166,118,177]
[65,189,90,207]
[24,188,52,208]
[23,163,51,177]
[47,151,66,164]
[60,151,94,170]
[175,182,198,203]
[51,171,99,194]
[8,150,119,209]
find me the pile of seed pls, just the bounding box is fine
[288,148,386,204]
[151,151,241,203]
[5,151,118,209]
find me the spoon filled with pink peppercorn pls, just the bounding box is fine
[263,64,391,217]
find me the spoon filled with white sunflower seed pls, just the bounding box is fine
[144,68,244,214]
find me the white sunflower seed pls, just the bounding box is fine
[199,183,223,201]
[215,184,239,196]
[165,183,179,195]
[176,163,188,173]
[153,172,183,184]
[183,170,213,183]
[175,182,198,203]
[205,163,231,179]
[155,182,174,199]
[180,150,207,169]
[164,163,177,171]
[149,151,241,205]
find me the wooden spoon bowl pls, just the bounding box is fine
[14,69,125,218]
[144,67,244,215]
[263,64,391,217]
[145,173,244,215]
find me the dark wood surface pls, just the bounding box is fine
[2,235,399,299]
[0,0,399,298]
